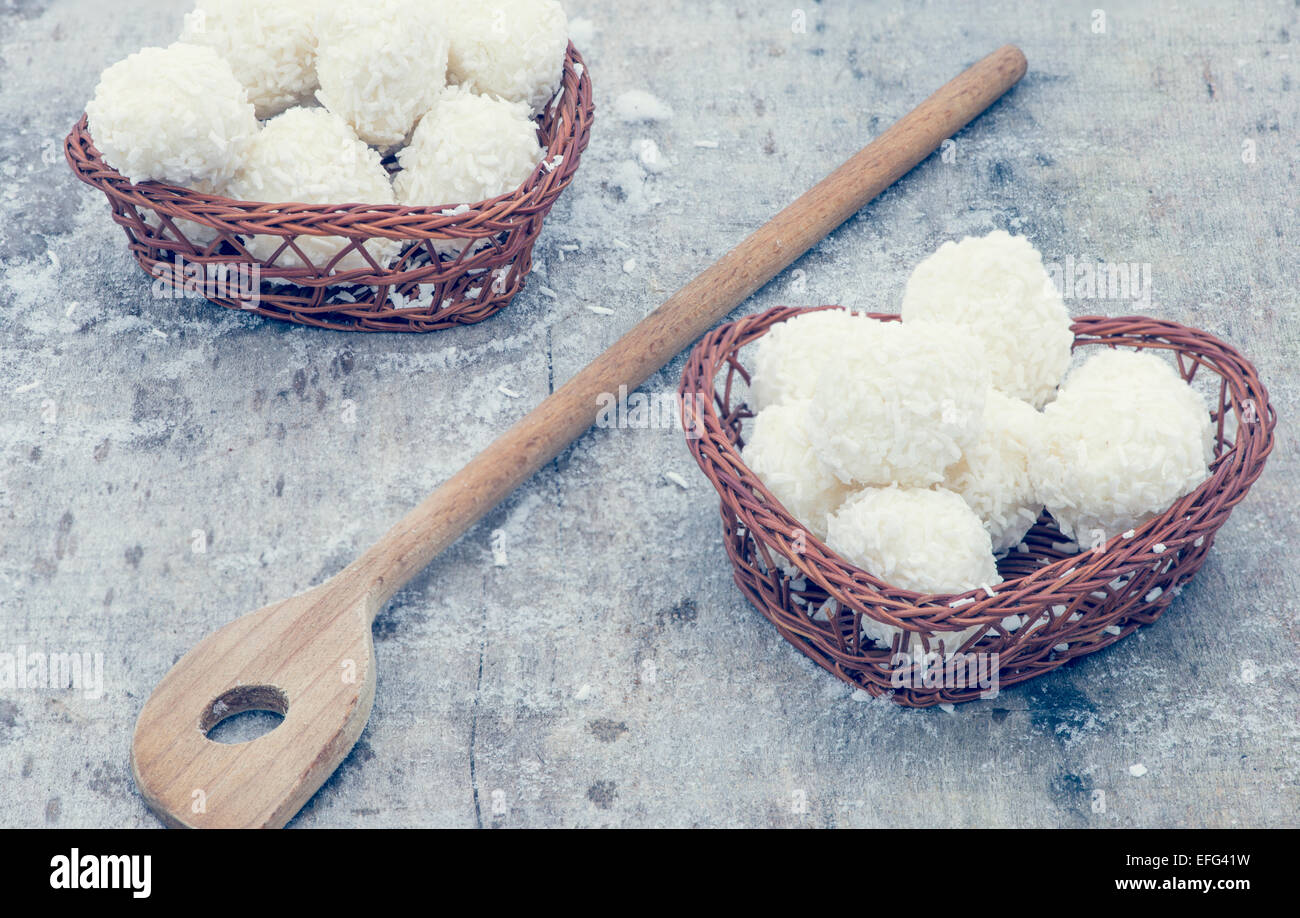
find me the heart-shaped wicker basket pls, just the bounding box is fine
[64,45,594,333]
[679,306,1276,706]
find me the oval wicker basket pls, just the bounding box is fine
[64,45,594,332]
[680,306,1276,707]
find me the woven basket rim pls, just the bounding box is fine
[65,43,593,241]
[680,306,1277,635]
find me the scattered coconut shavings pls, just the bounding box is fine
[948,597,975,609]
[612,89,674,123]
[498,385,521,399]
[622,258,637,274]
[1129,763,1149,777]
[1105,625,1122,636]
[538,286,558,299]
[981,584,996,598]
[491,529,508,567]
[587,305,614,315]
[1152,543,1167,554]
[663,472,690,491]
[938,703,956,713]
[13,380,41,394]
[694,139,720,148]
[1123,529,1136,538]
[568,16,596,47]
[1145,587,1164,602]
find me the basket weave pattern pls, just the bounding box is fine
[65,45,594,332]
[680,307,1276,706]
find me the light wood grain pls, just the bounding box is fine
[130,45,1028,829]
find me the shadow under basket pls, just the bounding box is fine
[679,306,1276,707]
[64,44,594,332]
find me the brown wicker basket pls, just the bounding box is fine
[680,306,1276,706]
[64,45,594,332]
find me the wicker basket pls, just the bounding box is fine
[64,45,594,332]
[680,306,1276,706]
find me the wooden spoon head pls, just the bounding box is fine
[131,582,377,828]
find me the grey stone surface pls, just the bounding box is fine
[1,0,1297,828]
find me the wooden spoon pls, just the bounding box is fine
[132,45,1028,828]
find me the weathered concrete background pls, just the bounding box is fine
[1,0,1296,828]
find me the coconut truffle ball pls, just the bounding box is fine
[395,89,542,206]
[180,0,320,120]
[394,88,543,238]
[226,107,398,274]
[941,390,1044,552]
[804,320,989,488]
[901,231,1073,409]
[742,401,854,541]
[827,486,1002,595]
[1030,349,1214,543]
[749,309,885,412]
[439,0,569,111]
[315,1,450,149]
[85,43,259,187]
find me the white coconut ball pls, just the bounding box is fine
[902,230,1073,409]
[315,1,450,149]
[394,88,543,256]
[749,309,885,412]
[827,486,1002,595]
[226,107,398,274]
[180,0,321,120]
[941,390,1044,552]
[742,401,854,541]
[804,320,989,488]
[85,43,259,187]
[439,0,569,112]
[395,89,542,206]
[1030,349,1214,543]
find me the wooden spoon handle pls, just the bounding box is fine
[350,45,1028,616]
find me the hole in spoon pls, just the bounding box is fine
[201,685,288,745]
